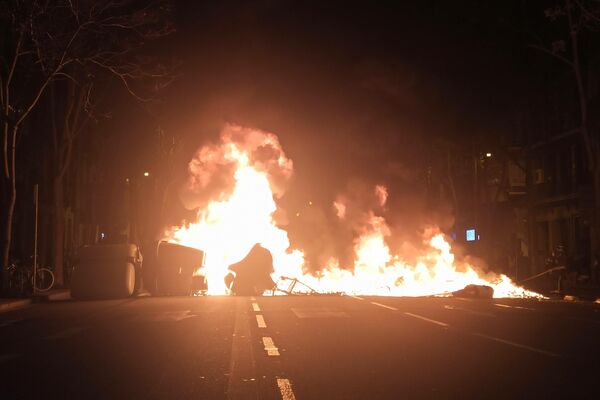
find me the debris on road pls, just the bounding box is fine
[452,284,494,299]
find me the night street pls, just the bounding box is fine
[1,296,599,399]
[3,1,600,399]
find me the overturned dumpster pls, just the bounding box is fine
[71,244,142,299]
[143,241,205,296]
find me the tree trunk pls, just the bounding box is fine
[446,151,459,223]
[568,2,599,278]
[1,178,16,291]
[592,165,600,281]
[1,125,18,292]
[53,176,65,286]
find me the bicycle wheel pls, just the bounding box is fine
[33,268,55,292]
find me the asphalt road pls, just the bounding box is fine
[0,295,599,399]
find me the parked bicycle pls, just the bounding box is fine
[7,259,55,295]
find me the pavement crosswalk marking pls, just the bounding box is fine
[256,314,267,328]
[473,332,560,358]
[252,303,261,312]
[404,312,449,327]
[370,301,398,311]
[276,378,296,400]
[262,337,280,356]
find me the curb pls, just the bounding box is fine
[32,289,71,303]
[46,289,71,301]
[0,298,32,313]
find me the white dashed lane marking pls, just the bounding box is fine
[347,295,364,301]
[291,308,349,318]
[473,332,560,358]
[494,303,535,311]
[349,293,561,360]
[252,302,261,312]
[277,378,297,400]
[133,310,195,322]
[444,304,495,318]
[256,314,267,328]
[370,301,398,311]
[404,312,449,327]
[262,337,280,356]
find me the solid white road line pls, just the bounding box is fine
[262,337,280,356]
[404,312,449,327]
[276,378,297,400]
[473,332,560,358]
[256,314,267,328]
[252,302,261,312]
[370,301,398,311]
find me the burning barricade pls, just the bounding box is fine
[162,124,543,299]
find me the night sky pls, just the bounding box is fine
[108,0,566,248]
[158,1,550,169]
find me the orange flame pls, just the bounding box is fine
[165,125,543,299]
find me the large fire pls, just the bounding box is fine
[166,124,542,299]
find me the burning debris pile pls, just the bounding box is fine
[164,124,542,299]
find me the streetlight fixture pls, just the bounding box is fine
[485,152,492,158]
[143,171,150,177]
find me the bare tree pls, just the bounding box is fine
[531,0,600,272]
[49,76,93,286]
[1,0,174,290]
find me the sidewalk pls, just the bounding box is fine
[0,289,71,313]
[553,286,600,302]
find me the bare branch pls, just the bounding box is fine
[573,0,600,24]
[5,31,23,99]
[54,71,81,85]
[528,44,575,68]
[0,73,4,110]
[67,0,80,25]
[87,58,153,102]
[14,60,74,128]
